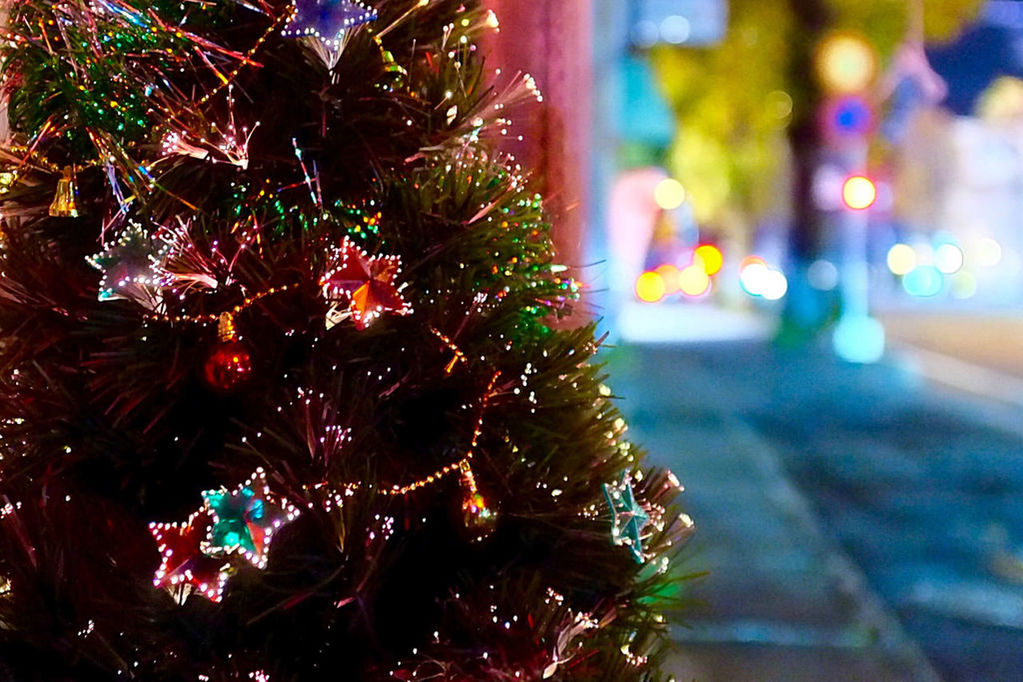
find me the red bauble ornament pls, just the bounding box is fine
[203,339,253,392]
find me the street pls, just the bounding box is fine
[605,338,1023,681]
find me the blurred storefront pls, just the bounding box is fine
[485,0,593,324]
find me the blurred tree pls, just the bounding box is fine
[651,0,794,254]
[649,0,983,282]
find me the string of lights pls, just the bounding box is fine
[430,326,467,373]
[382,371,499,497]
[145,283,299,327]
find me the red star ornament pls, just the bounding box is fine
[149,508,232,603]
[320,237,412,330]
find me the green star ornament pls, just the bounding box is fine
[201,468,300,569]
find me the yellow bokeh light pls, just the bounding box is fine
[654,178,687,210]
[815,33,878,94]
[886,244,917,276]
[655,264,681,293]
[694,244,724,276]
[842,175,877,211]
[951,271,978,300]
[635,271,667,303]
[678,265,711,297]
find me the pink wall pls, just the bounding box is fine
[484,1,593,319]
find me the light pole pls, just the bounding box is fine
[815,31,886,363]
[833,160,886,363]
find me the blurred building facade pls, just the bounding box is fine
[485,0,593,319]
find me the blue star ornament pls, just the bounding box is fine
[283,0,377,65]
[602,472,651,564]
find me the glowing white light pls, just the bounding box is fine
[660,15,691,44]
[760,269,789,300]
[740,262,769,296]
[934,243,964,275]
[975,237,1003,268]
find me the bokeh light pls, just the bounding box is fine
[678,265,711,297]
[842,175,877,211]
[760,270,789,301]
[833,315,885,364]
[975,237,1003,268]
[739,261,769,296]
[739,258,788,301]
[815,33,878,94]
[808,259,839,291]
[655,264,681,294]
[740,255,766,271]
[886,243,917,276]
[631,20,659,48]
[694,244,724,275]
[654,178,687,210]
[934,243,964,275]
[902,266,943,297]
[660,15,691,44]
[635,271,666,303]
[951,271,978,300]
[766,90,794,121]
[824,95,873,137]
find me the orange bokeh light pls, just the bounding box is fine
[655,264,681,293]
[740,255,766,271]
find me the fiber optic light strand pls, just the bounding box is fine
[430,326,467,373]
[382,371,500,496]
[146,283,300,326]
[197,7,294,106]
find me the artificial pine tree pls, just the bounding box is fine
[0,1,693,679]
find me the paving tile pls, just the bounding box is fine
[606,343,940,680]
[607,339,1023,680]
[662,641,934,682]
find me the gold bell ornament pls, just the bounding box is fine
[49,166,79,218]
[460,464,496,541]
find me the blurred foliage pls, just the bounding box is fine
[650,0,984,237]
[651,0,793,228]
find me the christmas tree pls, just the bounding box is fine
[0,1,692,679]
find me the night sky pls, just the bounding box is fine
[928,7,1023,115]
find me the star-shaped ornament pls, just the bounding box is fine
[201,468,300,569]
[321,237,412,331]
[86,221,171,312]
[149,509,232,603]
[602,472,651,564]
[283,0,378,67]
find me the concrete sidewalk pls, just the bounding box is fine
[880,310,1023,410]
[879,310,1023,381]
[607,343,939,681]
